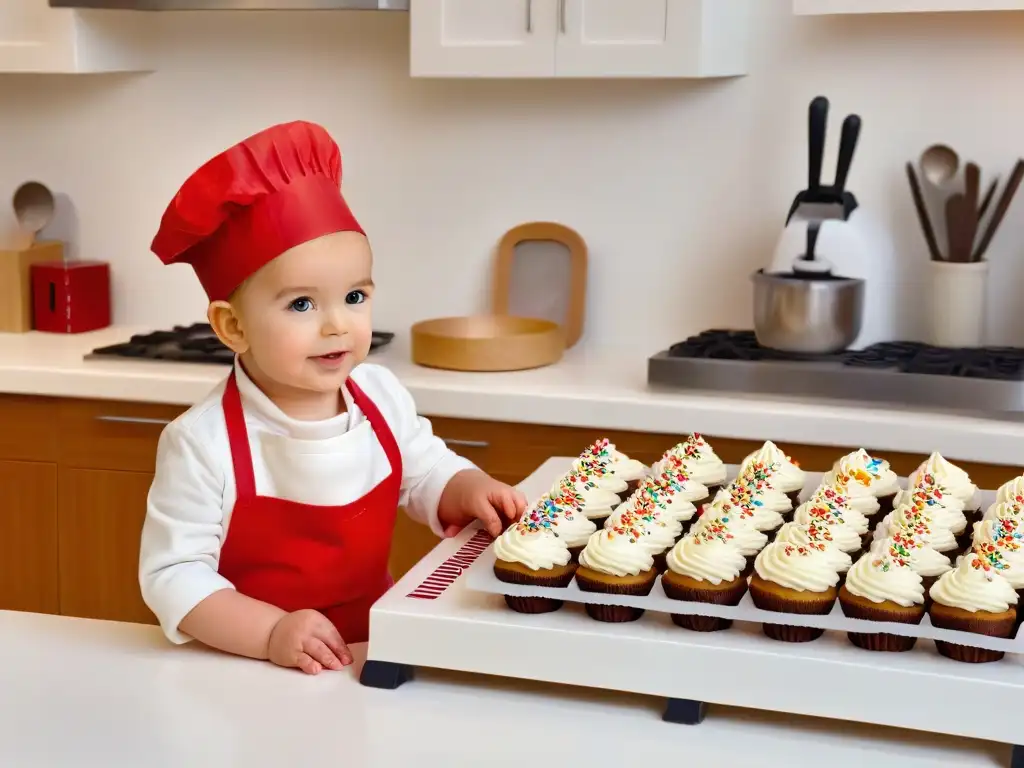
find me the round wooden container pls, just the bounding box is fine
[410,315,566,372]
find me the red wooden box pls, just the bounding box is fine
[31,260,111,334]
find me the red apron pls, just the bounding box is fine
[217,370,401,644]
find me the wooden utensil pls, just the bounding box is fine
[12,181,55,251]
[963,162,980,260]
[905,162,942,262]
[410,315,565,372]
[945,193,974,263]
[491,221,587,348]
[973,158,1024,262]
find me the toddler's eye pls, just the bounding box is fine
[289,297,314,312]
[346,290,367,305]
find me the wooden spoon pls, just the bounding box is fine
[973,158,1024,261]
[905,162,942,262]
[12,181,55,250]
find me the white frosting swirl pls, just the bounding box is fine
[790,503,864,552]
[625,474,700,523]
[929,552,1019,613]
[774,522,853,573]
[844,553,924,607]
[816,473,882,518]
[830,449,901,497]
[876,504,958,552]
[869,535,951,579]
[796,486,870,530]
[652,434,727,487]
[607,448,648,482]
[893,483,967,535]
[550,470,621,520]
[493,524,571,571]
[603,506,681,553]
[908,452,977,506]
[971,518,1024,589]
[738,441,805,493]
[995,476,1024,509]
[753,541,840,593]
[526,496,597,548]
[578,526,655,577]
[708,484,785,532]
[981,501,1024,530]
[690,513,768,557]
[666,529,747,585]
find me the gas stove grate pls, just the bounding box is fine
[668,330,1024,380]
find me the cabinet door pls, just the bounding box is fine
[555,0,748,78]
[0,460,59,615]
[410,0,558,77]
[58,468,157,625]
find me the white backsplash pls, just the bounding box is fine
[1,2,1024,359]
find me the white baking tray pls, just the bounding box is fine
[365,458,1024,748]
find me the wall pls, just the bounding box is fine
[1,2,1023,361]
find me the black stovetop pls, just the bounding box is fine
[88,323,395,365]
[667,330,1024,381]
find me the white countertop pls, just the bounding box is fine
[0,609,1011,768]
[0,326,1022,464]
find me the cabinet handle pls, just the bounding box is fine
[559,0,566,33]
[526,0,532,32]
[95,415,173,426]
[442,438,490,449]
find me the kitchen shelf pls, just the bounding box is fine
[794,0,1024,13]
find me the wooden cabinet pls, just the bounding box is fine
[0,388,1020,626]
[410,0,750,78]
[0,2,150,74]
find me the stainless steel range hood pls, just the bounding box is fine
[50,0,407,9]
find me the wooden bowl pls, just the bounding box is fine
[410,315,565,372]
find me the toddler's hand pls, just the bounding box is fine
[438,469,528,538]
[267,609,352,675]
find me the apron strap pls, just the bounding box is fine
[345,378,403,477]
[222,370,258,500]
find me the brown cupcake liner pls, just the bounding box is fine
[875,491,898,516]
[493,560,576,615]
[785,489,802,505]
[568,544,586,563]
[576,567,657,623]
[624,479,642,496]
[740,557,756,580]
[663,572,747,632]
[652,550,669,574]
[838,588,925,652]
[930,603,1017,663]
[749,576,836,643]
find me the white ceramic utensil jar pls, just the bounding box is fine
[927,260,989,348]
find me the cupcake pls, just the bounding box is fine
[774,521,853,575]
[572,440,629,494]
[794,485,871,538]
[839,550,925,651]
[493,515,576,613]
[689,511,769,567]
[929,551,1018,663]
[874,503,959,554]
[908,452,978,515]
[994,475,1024,510]
[724,464,792,530]
[827,449,901,514]
[789,500,866,554]
[869,531,951,594]
[626,470,704,531]
[603,503,681,572]
[892,477,968,546]
[972,518,1024,597]
[981,500,1024,525]
[662,522,749,632]
[651,433,727,496]
[749,541,841,642]
[816,469,882,524]
[531,493,597,561]
[738,441,805,503]
[550,468,620,527]
[576,520,658,622]
[603,442,649,495]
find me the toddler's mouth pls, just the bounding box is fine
[316,351,346,360]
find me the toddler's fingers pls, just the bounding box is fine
[476,502,504,537]
[442,523,463,538]
[315,625,353,667]
[296,652,322,675]
[495,489,522,521]
[304,638,343,671]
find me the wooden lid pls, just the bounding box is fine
[410,315,566,372]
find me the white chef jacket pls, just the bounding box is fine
[139,360,476,644]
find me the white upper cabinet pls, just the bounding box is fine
[410,0,749,78]
[0,2,151,74]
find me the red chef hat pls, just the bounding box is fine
[150,120,365,302]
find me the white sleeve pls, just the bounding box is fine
[362,366,477,536]
[139,421,235,645]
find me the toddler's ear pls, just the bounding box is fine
[208,300,248,354]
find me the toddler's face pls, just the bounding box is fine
[233,231,374,395]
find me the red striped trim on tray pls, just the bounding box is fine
[406,529,492,600]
